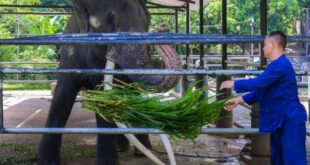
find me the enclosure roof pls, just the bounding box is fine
[152,0,211,10]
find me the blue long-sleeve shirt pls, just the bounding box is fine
[234,55,307,132]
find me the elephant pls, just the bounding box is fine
[37,0,181,164]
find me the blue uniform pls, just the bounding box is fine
[234,55,307,165]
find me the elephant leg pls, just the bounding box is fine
[115,134,129,152]
[96,114,120,165]
[37,77,81,165]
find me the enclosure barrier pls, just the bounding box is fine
[0,33,309,135]
[1,33,310,45]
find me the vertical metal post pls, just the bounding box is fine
[186,0,190,62]
[196,0,205,90]
[175,9,179,51]
[175,10,179,34]
[308,76,310,121]
[0,72,3,130]
[249,0,270,158]
[306,9,309,60]
[216,0,232,128]
[260,0,268,67]
[250,17,255,70]
[199,0,204,66]
[182,0,191,93]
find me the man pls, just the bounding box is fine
[220,31,307,165]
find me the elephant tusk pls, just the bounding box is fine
[160,134,176,165]
[104,60,177,165]
[115,122,165,165]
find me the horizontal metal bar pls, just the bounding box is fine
[0,11,72,15]
[147,1,186,9]
[0,68,263,75]
[151,13,176,16]
[0,4,72,9]
[4,80,55,83]
[0,128,257,134]
[1,33,310,45]
[147,6,185,10]
[1,68,309,76]
[0,4,184,10]
[0,62,58,65]
[0,12,176,16]
[1,128,309,135]
[298,82,308,88]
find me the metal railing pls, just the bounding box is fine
[0,33,309,135]
[1,33,310,45]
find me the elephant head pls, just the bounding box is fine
[69,0,181,92]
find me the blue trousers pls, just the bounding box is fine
[270,120,307,165]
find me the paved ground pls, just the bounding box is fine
[0,90,309,165]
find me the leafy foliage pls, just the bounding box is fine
[82,81,226,140]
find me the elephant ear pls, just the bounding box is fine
[137,0,150,31]
[70,0,89,32]
[138,0,147,4]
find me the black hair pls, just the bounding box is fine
[268,31,287,50]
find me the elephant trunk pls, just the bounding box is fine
[153,44,181,91]
[106,44,181,92]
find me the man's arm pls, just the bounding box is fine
[242,90,260,105]
[223,91,259,111]
[234,63,282,93]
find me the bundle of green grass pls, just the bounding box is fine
[81,81,225,141]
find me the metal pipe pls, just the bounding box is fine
[147,1,185,10]
[185,0,190,69]
[0,128,256,134]
[0,4,72,9]
[0,62,58,65]
[1,68,310,76]
[0,68,264,75]
[1,33,310,45]
[0,73,3,129]
[216,0,232,129]
[1,127,309,135]
[175,10,179,34]
[147,6,185,10]
[0,11,72,15]
[199,0,204,68]
[2,80,308,88]
[151,12,177,16]
[260,0,268,67]
[0,11,175,16]
[4,80,55,83]
[195,0,205,90]
[222,0,228,70]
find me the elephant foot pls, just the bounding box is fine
[114,135,129,152]
[97,157,120,165]
[36,158,60,165]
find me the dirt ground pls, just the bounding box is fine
[0,90,309,165]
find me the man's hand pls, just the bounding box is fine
[224,97,244,111]
[220,80,234,90]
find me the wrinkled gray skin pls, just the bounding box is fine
[37,0,180,165]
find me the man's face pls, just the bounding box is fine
[263,36,274,59]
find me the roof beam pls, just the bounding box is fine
[177,0,196,4]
